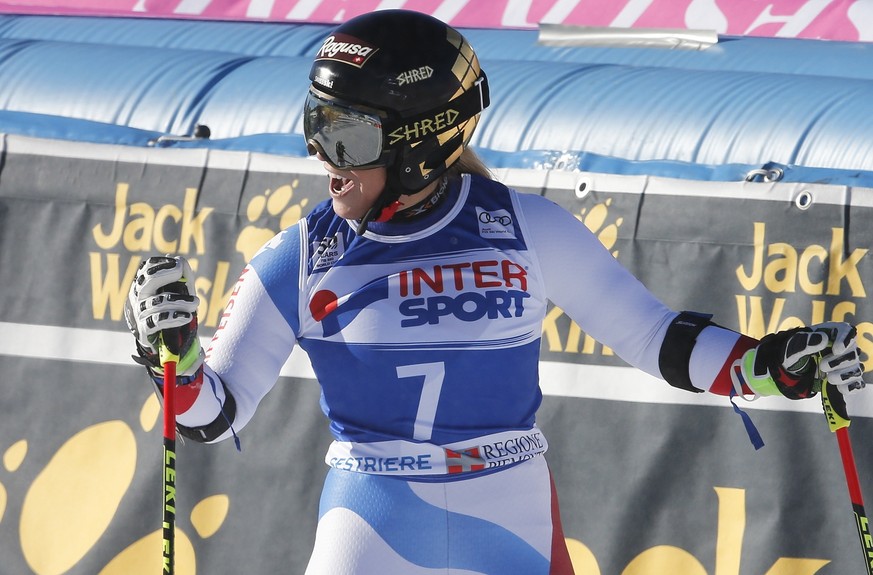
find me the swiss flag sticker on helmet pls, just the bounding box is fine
[315,33,380,68]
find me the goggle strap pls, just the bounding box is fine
[383,72,490,146]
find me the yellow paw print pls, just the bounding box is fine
[236,181,309,262]
[576,198,623,257]
[2,395,227,575]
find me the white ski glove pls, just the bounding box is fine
[124,255,202,377]
[815,322,865,393]
[739,322,864,400]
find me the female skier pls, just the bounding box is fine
[125,10,865,575]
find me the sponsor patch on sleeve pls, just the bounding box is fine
[476,207,516,239]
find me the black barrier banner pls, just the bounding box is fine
[0,135,871,574]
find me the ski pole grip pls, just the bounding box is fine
[821,381,851,433]
[156,282,185,363]
[158,329,181,366]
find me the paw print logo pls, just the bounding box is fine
[3,394,227,574]
[236,181,309,262]
[576,198,623,257]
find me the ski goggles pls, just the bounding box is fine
[303,90,388,169]
[303,75,490,170]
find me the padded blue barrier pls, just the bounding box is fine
[0,14,871,186]
[477,60,873,166]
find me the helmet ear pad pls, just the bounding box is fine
[393,131,464,192]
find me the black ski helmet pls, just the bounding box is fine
[305,10,490,218]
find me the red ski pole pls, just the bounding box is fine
[822,382,873,575]
[159,332,180,575]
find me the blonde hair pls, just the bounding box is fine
[447,147,492,181]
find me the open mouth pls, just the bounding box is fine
[329,174,355,198]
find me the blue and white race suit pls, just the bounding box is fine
[177,173,747,574]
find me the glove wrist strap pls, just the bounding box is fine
[741,348,782,397]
